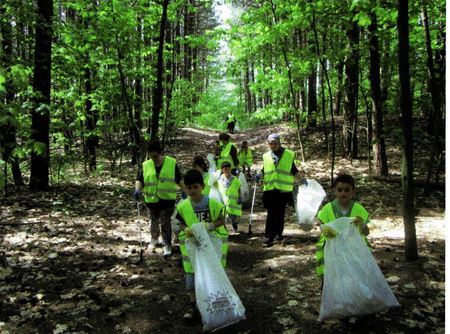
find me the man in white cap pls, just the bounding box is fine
[258,133,302,247]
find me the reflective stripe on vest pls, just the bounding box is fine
[218,177,242,216]
[177,198,228,273]
[142,156,177,203]
[263,149,295,192]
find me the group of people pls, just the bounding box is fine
[133,131,370,324]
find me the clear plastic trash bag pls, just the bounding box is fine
[295,179,326,231]
[318,217,400,321]
[208,170,223,204]
[185,223,246,332]
[238,172,249,203]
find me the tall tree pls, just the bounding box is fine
[397,0,418,260]
[29,0,53,191]
[342,20,360,159]
[150,0,170,140]
[0,4,24,188]
[368,7,389,176]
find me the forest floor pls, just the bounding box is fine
[0,123,446,334]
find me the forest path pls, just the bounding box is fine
[0,125,445,334]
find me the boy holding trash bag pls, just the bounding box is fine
[175,169,229,324]
[315,173,370,277]
[316,174,399,320]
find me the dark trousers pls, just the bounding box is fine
[263,190,290,240]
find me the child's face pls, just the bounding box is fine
[186,183,204,201]
[334,182,355,206]
[221,166,232,177]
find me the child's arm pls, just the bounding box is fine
[353,216,370,236]
[204,209,225,231]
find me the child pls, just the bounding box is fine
[218,162,242,233]
[238,141,253,177]
[175,169,228,324]
[315,173,370,278]
[192,156,210,196]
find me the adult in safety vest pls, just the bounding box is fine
[133,140,182,257]
[215,133,239,175]
[175,169,228,323]
[259,133,302,247]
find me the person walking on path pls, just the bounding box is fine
[134,140,183,257]
[257,133,303,247]
[218,162,242,233]
[315,173,370,278]
[225,112,237,134]
[215,133,239,176]
[175,169,228,324]
[238,140,253,177]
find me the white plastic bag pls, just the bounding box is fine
[207,153,216,172]
[295,179,326,231]
[208,170,223,204]
[185,223,246,332]
[234,123,240,132]
[238,172,249,203]
[318,217,400,321]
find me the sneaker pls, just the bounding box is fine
[148,239,157,251]
[163,246,172,257]
[276,235,285,241]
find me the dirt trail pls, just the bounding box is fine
[0,126,445,334]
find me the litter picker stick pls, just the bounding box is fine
[248,182,257,235]
[136,201,144,264]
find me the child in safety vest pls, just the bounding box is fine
[192,156,210,196]
[238,141,253,177]
[315,173,370,278]
[218,161,242,233]
[176,169,228,324]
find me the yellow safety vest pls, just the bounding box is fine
[218,142,237,169]
[202,173,211,196]
[177,198,229,273]
[262,149,295,192]
[238,148,253,167]
[142,156,177,203]
[218,176,242,217]
[315,201,370,277]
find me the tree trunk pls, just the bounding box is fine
[150,0,169,140]
[398,0,418,261]
[307,68,317,128]
[29,0,53,191]
[422,2,444,194]
[422,3,442,135]
[84,66,97,171]
[368,9,389,176]
[0,5,24,187]
[343,21,359,159]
